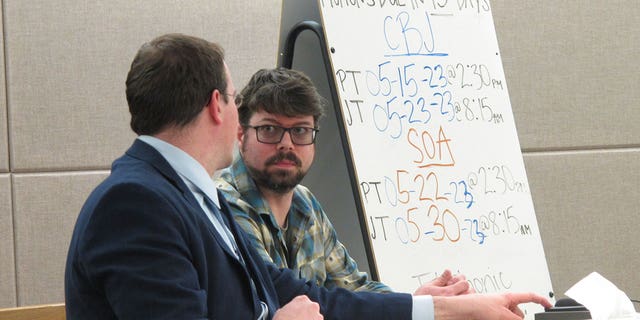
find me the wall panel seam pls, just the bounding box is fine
[2,0,18,307]
[12,168,112,175]
[1,0,10,174]
[523,145,640,155]
[9,173,18,306]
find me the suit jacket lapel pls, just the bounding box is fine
[126,140,186,191]
[125,139,243,262]
[219,192,278,316]
[205,197,245,260]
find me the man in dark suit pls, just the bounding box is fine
[65,33,551,320]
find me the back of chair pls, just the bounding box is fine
[0,303,65,320]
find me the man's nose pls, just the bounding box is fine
[277,131,295,149]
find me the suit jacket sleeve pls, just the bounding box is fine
[266,258,413,319]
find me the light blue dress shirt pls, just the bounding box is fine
[138,136,238,256]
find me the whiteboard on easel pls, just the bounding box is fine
[318,0,554,317]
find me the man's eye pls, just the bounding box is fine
[291,127,308,135]
[260,125,277,133]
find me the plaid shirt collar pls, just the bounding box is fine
[223,156,309,230]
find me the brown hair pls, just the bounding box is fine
[126,33,227,135]
[238,68,325,127]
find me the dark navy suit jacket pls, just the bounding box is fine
[65,140,412,319]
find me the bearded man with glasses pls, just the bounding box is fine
[216,68,471,296]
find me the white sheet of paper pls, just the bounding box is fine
[565,272,638,320]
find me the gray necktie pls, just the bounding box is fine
[201,194,242,260]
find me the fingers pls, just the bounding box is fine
[435,292,550,320]
[413,270,477,296]
[447,279,471,295]
[274,295,323,320]
[446,273,475,294]
[291,295,312,303]
[414,278,471,296]
[510,305,524,318]
[431,269,453,286]
[492,293,546,320]
[447,273,465,285]
[292,295,322,313]
[494,292,551,320]
[507,292,553,309]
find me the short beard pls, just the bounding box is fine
[246,152,306,194]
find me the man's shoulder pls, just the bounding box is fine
[292,184,322,206]
[108,154,172,191]
[214,172,262,221]
[82,162,173,217]
[79,150,191,224]
[293,183,314,198]
[291,184,329,223]
[70,157,186,256]
[214,171,242,201]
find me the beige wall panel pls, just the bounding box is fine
[525,150,639,299]
[12,172,109,306]
[0,175,16,307]
[4,0,281,172]
[493,1,640,150]
[0,0,8,173]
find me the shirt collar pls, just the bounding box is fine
[224,156,308,220]
[226,156,270,212]
[138,135,221,208]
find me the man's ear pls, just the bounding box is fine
[236,125,246,152]
[207,90,223,124]
[237,125,244,142]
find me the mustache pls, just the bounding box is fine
[265,152,302,166]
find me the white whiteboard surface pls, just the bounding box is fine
[318,0,554,317]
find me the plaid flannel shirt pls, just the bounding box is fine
[215,157,392,293]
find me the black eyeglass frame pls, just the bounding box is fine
[223,92,243,106]
[206,88,243,107]
[244,125,319,145]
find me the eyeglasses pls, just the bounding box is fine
[224,92,243,107]
[245,125,319,145]
[206,89,244,107]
